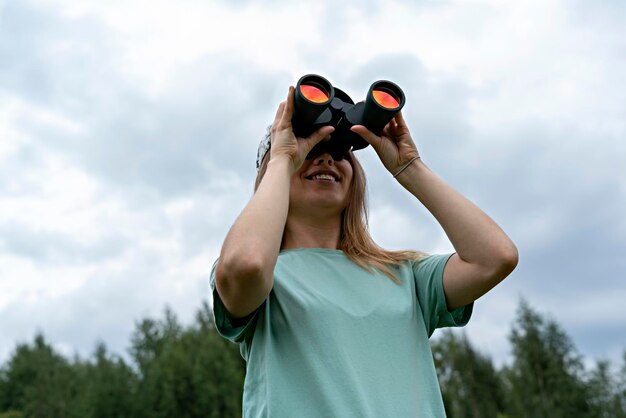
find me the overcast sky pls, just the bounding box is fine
[1,0,625,368]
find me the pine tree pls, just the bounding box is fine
[432,330,504,418]
[614,351,626,417]
[0,333,80,417]
[0,302,246,417]
[129,303,245,418]
[70,342,138,418]
[502,300,593,418]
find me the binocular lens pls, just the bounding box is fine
[300,84,330,103]
[292,74,405,159]
[372,88,401,109]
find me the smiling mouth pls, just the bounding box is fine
[306,173,339,183]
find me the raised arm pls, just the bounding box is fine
[215,87,333,318]
[351,112,518,310]
[395,159,518,309]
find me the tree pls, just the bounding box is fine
[129,303,245,418]
[0,302,247,417]
[432,330,504,418]
[70,342,138,418]
[620,351,626,414]
[586,358,626,418]
[0,333,80,418]
[603,350,626,418]
[502,300,593,418]
[0,412,23,418]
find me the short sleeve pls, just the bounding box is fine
[209,258,262,344]
[412,253,473,337]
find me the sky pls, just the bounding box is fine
[1,0,625,369]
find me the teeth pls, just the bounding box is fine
[312,174,336,181]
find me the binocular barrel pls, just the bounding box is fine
[291,74,405,160]
[363,80,405,133]
[292,75,335,138]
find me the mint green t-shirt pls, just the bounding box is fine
[209,249,473,417]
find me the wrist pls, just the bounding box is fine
[392,155,421,178]
[395,157,427,183]
[268,154,296,175]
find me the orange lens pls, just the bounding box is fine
[300,84,329,103]
[373,89,400,109]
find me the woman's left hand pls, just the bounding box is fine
[350,111,420,174]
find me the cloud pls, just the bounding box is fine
[1,0,625,370]
[0,222,128,265]
[8,52,286,198]
[0,0,116,104]
[1,0,286,198]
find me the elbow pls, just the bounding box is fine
[492,243,519,281]
[217,245,275,293]
[503,242,519,271]
[218,250,266,286]
[215,250,272,319]
[473,243,519,289]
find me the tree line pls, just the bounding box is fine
[0,300,624,418]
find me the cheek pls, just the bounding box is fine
[342,172,354,196]
[289,176,302,196]
[343,167,354,188]
[289,175,312,201]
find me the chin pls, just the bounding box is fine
[293,196,346,215]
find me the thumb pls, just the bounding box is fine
[305,125,335,151]
[351,125,382,151]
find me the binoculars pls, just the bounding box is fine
[292,74,406,160]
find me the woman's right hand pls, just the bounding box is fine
[269,86,335,173]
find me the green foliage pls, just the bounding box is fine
[431,300,626,418]
[0,334,81,417]
[0,302,244,418]
[500,299,593,417]
[0,299,624,417]
[0,411,23,418]
[71,342,138,418]
[432,330,504,418]
[130,303,245,418]
[585,351,626,418]
[620,351,626,414]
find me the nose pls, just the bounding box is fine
[313,153,335,166]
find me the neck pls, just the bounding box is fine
[281,213,342,250]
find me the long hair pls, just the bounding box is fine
[254,131,425,284]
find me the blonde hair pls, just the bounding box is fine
[255,144,425,284]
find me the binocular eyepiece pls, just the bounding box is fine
[292,74,405,161]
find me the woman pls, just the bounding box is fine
[210,85,518,417]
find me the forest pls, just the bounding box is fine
[0,300,624,418]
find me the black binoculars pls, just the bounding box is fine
[292,74,406,161]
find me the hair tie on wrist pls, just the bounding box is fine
[392,155,420,178]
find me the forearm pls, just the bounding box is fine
[219,156,292,279]
[397,159,517,270]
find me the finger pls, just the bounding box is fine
[305,126,335,151]
[394,111,410,135]
[272,101,285,128]
[350,125,383,151]
[389,118,398,137]
[278,86,295,129]
[270,102,286,146]
[395,111,407,127]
